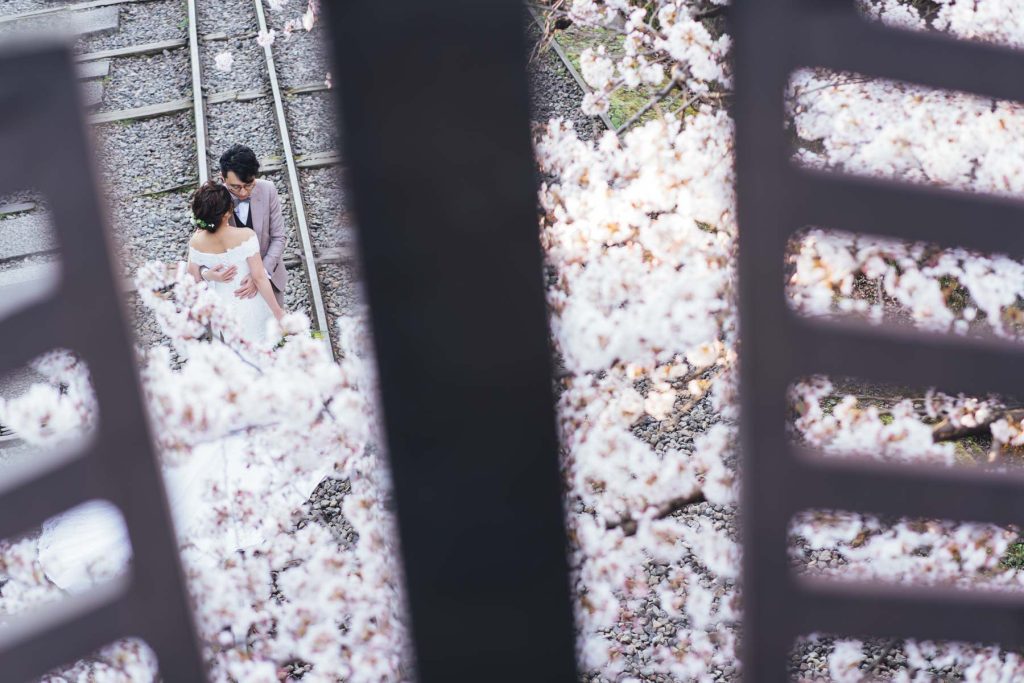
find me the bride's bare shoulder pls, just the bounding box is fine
[188,230,212,248]
[225,227,257,249]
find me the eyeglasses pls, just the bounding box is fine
[224,179,256,193]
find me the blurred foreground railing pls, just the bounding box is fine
[0,41,206,682]
[733,0,1024,680]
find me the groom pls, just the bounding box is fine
[198,144,287,306]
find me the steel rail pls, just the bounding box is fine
[527,5,615,133]
[252,0,334,358]
[186,0,209,183]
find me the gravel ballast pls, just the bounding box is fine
[205,99,283,171]
[92,112,198,199]
[300,166,351,251]
[100,48,191,113]
[0,0,69,16]
[283,91,338,157]
[200,37,268,94]
[318,262,360,351]
[197,0,258,37]
[528,28,605,142]
[267,24,332,89]
[107,190,193,274]
[76,0,187,54]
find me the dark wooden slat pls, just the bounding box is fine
[0,451,95,541]
[0,578,130,683]
[796,577,1024,646]
[789,314,1024,399]
[789,447,1024,526]
[794,167,1024,258]
[800,12,1024,105]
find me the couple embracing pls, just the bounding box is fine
[36,150,309,591]
[187,144,288,342]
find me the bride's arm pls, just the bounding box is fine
[187,259,203,283]
[245,254,285,319]
[186,232,203,282]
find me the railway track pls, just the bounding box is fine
[251,0,331,353]
[0,0,347,352]
[186,0,209,185]
[527,5,615,134]
[0,0,353,442]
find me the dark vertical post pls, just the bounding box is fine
[731,0,797,679]
[320,2,578,682]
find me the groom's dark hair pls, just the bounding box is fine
[219,144,260,182]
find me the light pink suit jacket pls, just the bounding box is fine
[229,178,287,304]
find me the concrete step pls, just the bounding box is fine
[77,59,110,80]
[82,80,103,107]
[0,213,56,261]
[69,6,119,36]
[0,202,37,218]
[6,6,118,38]
[0,260,59,294]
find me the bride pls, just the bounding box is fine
[186,180,285,339]
[36,182,325,593]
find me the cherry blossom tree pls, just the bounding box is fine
[8,0,1024,680]
[535,0,1024,679]
[0,263,410,682]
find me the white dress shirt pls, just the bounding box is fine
[235,198,251,226]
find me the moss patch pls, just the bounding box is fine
[1001,539,1024,570]
[553,23,694,129]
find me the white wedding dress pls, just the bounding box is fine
[188,234,274,344]
[38,433,330,592]
[36,236,325,593]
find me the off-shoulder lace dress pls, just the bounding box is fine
[188,234,273,344]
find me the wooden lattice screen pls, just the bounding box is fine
[0,42,206,682]
[733,0,1024,679]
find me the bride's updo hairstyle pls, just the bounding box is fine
[190,180,232,232]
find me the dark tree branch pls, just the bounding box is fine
[695,5,727,19]
[615,78,685,134]
[931,409,1024,443]
[608,490,707,537]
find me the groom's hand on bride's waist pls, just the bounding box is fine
[234,275,259,299]
[203,264,237,283]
